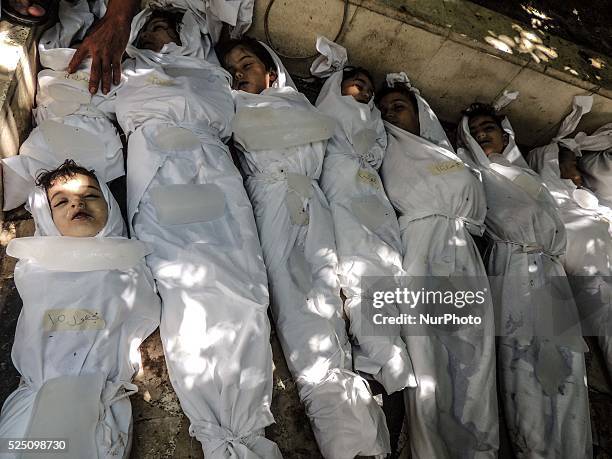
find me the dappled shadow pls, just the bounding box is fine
[471,1,608,85]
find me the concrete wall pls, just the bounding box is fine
[249,0,612,147]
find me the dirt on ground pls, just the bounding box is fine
[468,0,612,58]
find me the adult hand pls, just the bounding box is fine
[67,0,138,95]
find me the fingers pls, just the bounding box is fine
[89,56,101,95]
[101,52,112,95]
[27,3,45,16]
[112,56,122,87]
[68,44,87,74]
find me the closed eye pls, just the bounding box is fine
[53,199,68,208]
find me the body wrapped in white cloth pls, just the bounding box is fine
[458,107,592,459]
[1,0,124,212]
[0,177,160,459]
[229,40,391,458]
[378,73,499,459]
[115,7,281,458]
[310,39,415,396]
[527,95,612,378]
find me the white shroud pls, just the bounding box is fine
[231,42,391,458]
[1,0,124,212]
[575,123,612,207]
[116,8,281,459]
[0,179,160,459]
[310,39,415,395]
[379,73,499,458]
[458,112,592,459]
[527,95,612,378]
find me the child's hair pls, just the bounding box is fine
[374,83,418,111]
[462,102,504,128]
[216,37,276,72]
[341,66,374,88]
[135,8,184,49]
[35,159,98,192]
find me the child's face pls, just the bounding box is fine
[224,45,277,94]
[47,173,109,237]
[468,115,508,156]
[378,91,420,136]
[138,16,181,52]
[341,72,374,104]
[558,148,583,187]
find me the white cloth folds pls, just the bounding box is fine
[117,13,280,459]
[1,117,124,212]
[232,107,337,151]
[458,112,592,459]
[380,78,499,458]
[0,0,126,211]
[527,95,612,378]
[231,42,391,458]
[572,122,612,207]
[311,41,415,397]
[0,179,160,459]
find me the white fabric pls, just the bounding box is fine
[7,236,149,272]
[1,117,124,211]
[150,183,226,225]
[492,90,520,112]
[232,43,391,458]
[117,16,280,459]
[527,95,612,377]
[159,0,254,42]
[1,163,32,211]
[311,40,415,396]
[0,178,160,459]
[205,0,254,41]
[126,6,217,64]
[380,78,499,458]
[24,373,104,459]
[572,123,612,207]
[232,107,337,151]
[0,0,126,211]
[37,0,97,68]
[458,114,592,458]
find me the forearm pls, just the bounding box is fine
[104,0,139,23]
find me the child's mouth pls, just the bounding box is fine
[237,80,250,90]
[72,211,92,221]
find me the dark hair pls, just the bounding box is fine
[135,8,184,49]
[216,37,276,73]
[374,83,418,111]
[462,102,504,128]
[35,159,98,192]
[341,66,374,88]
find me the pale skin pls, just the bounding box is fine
[223,45,277,94]
[47,174,108,237]
[341,73,374,104]
[378,91,420,136]
[468,114,509,156]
